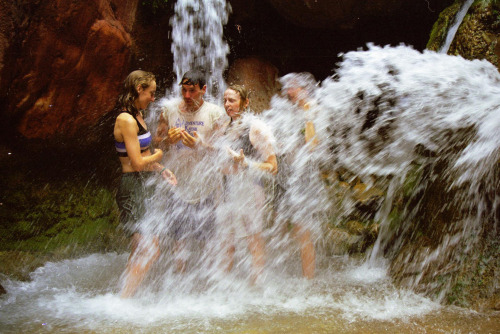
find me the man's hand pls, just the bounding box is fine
[166,127,183,145]
[227,147,248,169]
[180,130,200,148]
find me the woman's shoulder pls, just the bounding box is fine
[116,112,137,127]
[246,114,269,131]
[117,111,134,120]
[247,114,275,142]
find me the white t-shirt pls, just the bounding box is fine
[216,113,276,238]
[162,100,224,202]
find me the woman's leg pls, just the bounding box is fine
[247,232,265,284]
[120,233,160,298]
[293,225,315,279]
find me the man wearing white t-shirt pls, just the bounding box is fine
[155,69,224,272]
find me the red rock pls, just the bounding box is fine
[226,57,280,113]
[1,0,138,143]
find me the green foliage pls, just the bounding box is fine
[447,279,470,307]
[0,168,121,254]
[142,0,169,13]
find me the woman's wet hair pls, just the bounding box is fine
[227,84,250,110]
[179,69,206,88]
[117,70,156,116]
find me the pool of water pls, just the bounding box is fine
[1,252,498,333]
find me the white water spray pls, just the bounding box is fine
[301,44,499,296]
[2,0,500,331]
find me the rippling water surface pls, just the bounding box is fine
[1,253,498,333]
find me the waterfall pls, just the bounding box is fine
[1,1,499,330]
[169,0,231,101]
[438,0,474,54]
[299,44,499,297]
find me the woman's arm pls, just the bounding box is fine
[305,120,318,148]
[118,114,163,171]
[248,121,278,175]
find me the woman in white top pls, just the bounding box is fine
[217,84,278,284]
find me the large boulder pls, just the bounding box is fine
[0,0,138,146]
[226,57,280,113]
[427,0,500,72]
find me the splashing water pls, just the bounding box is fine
[297,43,500,298]
[2,0,500,330]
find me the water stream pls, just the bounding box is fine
[438,0,474,54]
[169,0,230,101]
[1,0,499,332]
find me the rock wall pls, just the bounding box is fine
[226,57,280,113]
[0,0,138,147]
[267,0,402,29]
[428,0,500,71]
[0,0,453,149]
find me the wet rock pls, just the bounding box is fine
[428,0,500,71]
[494,299,500,311]
[326,227,363,255]
[0,0,137,146]
[0,283,5,295]
[352,183,384,205]
[226,57,280,113]
[449,1,500,70]
[345,220,364,235]
[0,251,48,281]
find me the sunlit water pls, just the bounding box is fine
[2,253,497,333]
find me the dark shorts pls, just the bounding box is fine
[167,195,215,241]
[115,172,156,237]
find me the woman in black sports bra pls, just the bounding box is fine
[113,70,177,298]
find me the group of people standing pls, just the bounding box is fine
[113,68,322,297]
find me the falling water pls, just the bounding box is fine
[170,0,231,100]
[438,0,474,54]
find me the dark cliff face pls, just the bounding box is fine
[226,0,454,80]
